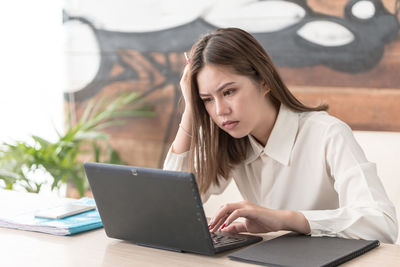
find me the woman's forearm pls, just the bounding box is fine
[172,109,193,154]
[282,210,311,234]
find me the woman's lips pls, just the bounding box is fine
[222,121,239,130]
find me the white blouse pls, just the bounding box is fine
[163,104,398,243]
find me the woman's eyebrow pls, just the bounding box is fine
[199,82,236,97]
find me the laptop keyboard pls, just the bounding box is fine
[211,232,247,246]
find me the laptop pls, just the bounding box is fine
[83,162,262,255]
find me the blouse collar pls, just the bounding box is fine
[245,104,299,166]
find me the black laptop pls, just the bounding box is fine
[83,162,262,255]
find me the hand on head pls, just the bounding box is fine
[180,59,192,113]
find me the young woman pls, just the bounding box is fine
[163,28,398,243]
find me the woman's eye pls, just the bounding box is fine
[201,98,212,103]
[223,89,235,96]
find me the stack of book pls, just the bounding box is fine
[0,196,103,236]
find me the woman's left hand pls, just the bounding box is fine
[208,200,310,235]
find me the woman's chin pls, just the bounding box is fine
[225,130,248,139]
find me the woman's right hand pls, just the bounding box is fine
[171,60,194,154]
[208,201,311,235]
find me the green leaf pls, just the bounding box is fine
[0,90,154,197]
[74,131,109,141]
[92,141,101,162]
[0,169,21,179]
[92,120,125,131]
[79,99,96,125]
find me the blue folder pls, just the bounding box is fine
[0,197,103,236]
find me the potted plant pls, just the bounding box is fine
[0,91,154,197]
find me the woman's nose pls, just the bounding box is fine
[215,99,230,116]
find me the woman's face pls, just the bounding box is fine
[197,64,277,143]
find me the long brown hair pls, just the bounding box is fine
[187,28,328,194]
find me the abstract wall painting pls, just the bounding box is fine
[64,0,400,167]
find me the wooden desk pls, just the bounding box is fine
[1,190,399,267]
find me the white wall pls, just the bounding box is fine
[0,0,64,195]
[0,0,63,143]
[203,131,400,243]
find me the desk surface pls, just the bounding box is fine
[1,227,400,267]
[1,190,400,267]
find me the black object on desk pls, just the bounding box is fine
[228,233,379,267]
[83,162,262,255]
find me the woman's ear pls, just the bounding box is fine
[261,81,270,95]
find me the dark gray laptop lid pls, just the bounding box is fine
[83,162,214,254]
